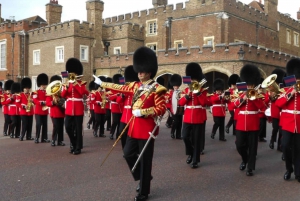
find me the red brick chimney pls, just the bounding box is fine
[46,0,62,25]
[298,7,300,20]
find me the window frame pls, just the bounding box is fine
[55,46,64,63]
[146,42,157,53]
[294,32,299,47]
[0,40,7,70]
[286,29,291,44]
[146,19,158,37]
[33,49,40,65]
[114,47,121,55]
[80,45,89,62]
[174,40,183,52]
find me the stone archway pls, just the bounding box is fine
[203,66,231,93]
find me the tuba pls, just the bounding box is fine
[46,80,64,108]
[189,78,207,94]
[261,74,284,101]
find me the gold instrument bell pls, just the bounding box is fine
[44,80,63,110]
[189,78,207,94]
[261,74,284,101]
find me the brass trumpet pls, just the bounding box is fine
[189,78,207,94]
[246,84,263,100]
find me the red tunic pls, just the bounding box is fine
[178,87,208,124]
[1,93,11,114]
[32,89,48,115]
[8,94,20,115]
[227,88,236,111]
[46,96,65,118]
[234,93,266,131]
[165,90,172,110]
[16,92,34,116]
[109,93,123,113]
[117,94,133,123]
[101,80,166,140]
[92,90,106,114]
[276,88,300,133]
[210,93,229,117]
[258,92,269,118]
[61,80,89,116]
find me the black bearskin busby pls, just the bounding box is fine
[124,65,139,82]
[156,77,165,86]
[66,58,83,75]
[286,58,300,79]
[95,76,107,89]
[4,80,14,91]
[240,64,261,86]
[0,82,2,87]
[50,75,62,83]
[112,74,123,84]
[21,77,32,90]
[271,68,286,84]
[185,62,203,82]
[228,74,239,86]
[106,77,112,83]
[11,82,21,94]
[37,73,49,87]
[213,78,224,91]
[133,47,158,79]
[89,81,95,91]
[170,74,182,87]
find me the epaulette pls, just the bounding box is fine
[81,81,87,85]
[155,85,167,95]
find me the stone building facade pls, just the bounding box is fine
[0,0,300,91]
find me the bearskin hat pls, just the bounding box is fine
[37,73,49,87]
[170,74,182,87]
[66,58,83,75]
[133,47,158,79]
[213,78,224,91]
[185,62,203,82]
[89,81,95,91]
[50,75,62,83]
[156,76,165,86]
[228,74,239,86]
[271,68,286,84]
[99,76,107,82]
[112,74,123,84]
[0,82,2,87]
[240,64,261,86]
[21,77,32,90]
[11,82,21,94]
[4,80,14,91]
[106,77,112,83]
[124,65,139,82]
[286,58,300,79]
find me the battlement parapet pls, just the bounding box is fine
[102,22,143,40]
[278,12,300,29]
[0,19,45,32]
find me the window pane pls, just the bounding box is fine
[81,48,85,60]
[0,44,6,69]
[153,22,157,33]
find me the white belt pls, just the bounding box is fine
[213,104,225,107]
[8,104,16,107]
[67,98,83,101]
[124,105,131,109]
[282,109,300,114]
[186,105,203,109]
[239,111,258,115]
[111,102,118,104]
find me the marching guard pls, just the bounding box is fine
[87,81,96,130]
[9,82,22,138]
[1,80,14,136]
[179,62,208,168]
[33,73,50,143]
[94,47,166,201]
[61,58,89,155]
[276,58,300,183]
[17,78,34,141]
[234,64,266,176]
[169,74,184,139]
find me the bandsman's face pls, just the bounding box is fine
[216,90,222,94]
[40,85,47,90]
[173,86,179,90]
[138,72,151,82]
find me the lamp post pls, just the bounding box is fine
[237,46,245,60]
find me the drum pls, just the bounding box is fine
[265,108,271,116]
[172,90,184,115]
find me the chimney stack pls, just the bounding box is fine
[298,8,300,21]
[46,0,62,25]
[152,0,168,8]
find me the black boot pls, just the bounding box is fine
[51,140,56,146]
[109,134,114,140]
[269,140,274,149]
[3,132,7,136]
[211,133,215,139]
[34,138,39,143]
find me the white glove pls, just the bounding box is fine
[132,109,142,117]
[93,75,102,85]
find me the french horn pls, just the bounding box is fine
[261,74,284,101]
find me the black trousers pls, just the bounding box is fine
[212,116,225,140]
[123,136,154,196]
[65,115,83,150]
[35,115,48,140]
[166,109,173,126]
[182,123,204,164]
[281,130,300,177]
[200,121,206,152]
[94,113,105,135]
[226,110,236,135]
[236,130,259,170]
[110,113,122,136]
[259,117,267,139]
[118,122,128,149]
[52,117,64,142]
[271,118,282,149]
[88,110,95,130]
[4,114,12,134]
[105,109,111,130]
[10,115,21,137]
[171,114,183,139]
[20,115,33,139]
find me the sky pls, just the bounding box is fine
[1,0,299,22]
